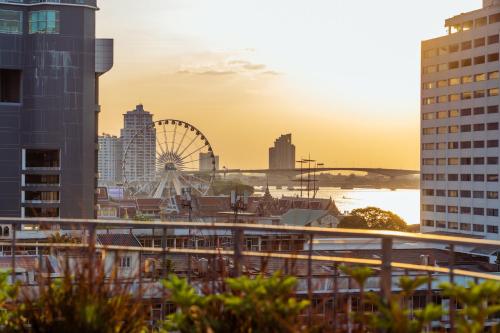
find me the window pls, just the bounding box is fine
[423,49,437,58]
[473,123,485,131]
[422,112,435,120]
[438,63,448,72]
[448,206,459,213]
[487,225,499,234]
[423,82,436,90]
[488,105,499,113]
[0,9,22,34]
[423,66,437,74]
[474,207,485,216]
[24,174,59,186]
[422,143,434,150]
[460,190,471,198]
[449,61,459,70]
[436,110,447,119]
[436,174,446,181]
[463,21,473,31]
[462,58,472,67]
[24,191,59,202]
[449,125,459,133]
[450,94,461,102]
[437,158,446,165]
[25,149,60,169]
[462,75,473,84]
[448,222,458,230]
[461,206,471,214]
[476,16,488,27]
[461,124,471,132]
[473,224,485,232]
[488,122,499,130]
[461,174,471,181]
[448,158,459,165]
[29,10,59,34]
[473,107,485,115]
[438,95,448,103]
[473,140,485,148]
[474,55,485,65]
[475,73,487,81]
[0,69,21,103]
[436,205,446,213]
[449,77,460,86]
[438,126,448,134]
[437,80,447,88]
[489,71,499,80]
[487,191,499,199]
[119,256,131,268]
[474,90,486,98]
[474,37,486,47]
[460,141,471,149]
[423,174,434,181]
[423,127,436,135]
[422,189,434,196]
[461,108,472,116]
[422,204,434,212]
[449,109,459,117]
[422,158,434,165]
[488,157,498,165]
[488,53,499,62]
[24,207,59,218]
[460,223,471,231]
[461,41,472,50]
[448,190,458,197]
[448,174,459,181]
[436,221,446,228]
[422,97,435,105]
[474,174,485,182]
[487,209,499,217]
[474,191,484,199]
[487,139,499,147]
[490,13,500,24]
[487,174,499,182]
[436,189,446,196]
[461,158,471,165]
[438,142,448,149]
[473,157,485,165]
[488,34,500,45]
[422,220,434,227]
[489,88,499,96]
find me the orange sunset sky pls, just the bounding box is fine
[96,0,480,170]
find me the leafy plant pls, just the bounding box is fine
[440,280,500,333]
[163,272,310,333]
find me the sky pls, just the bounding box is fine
[96,0,481,170]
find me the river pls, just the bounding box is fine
[264,187,420,226]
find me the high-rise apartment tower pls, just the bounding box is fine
[421,0,500,239]
[98,134,122,185]
[269,134,296,170]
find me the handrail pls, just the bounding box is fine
[1,217,500,248]
[4,241,500,282]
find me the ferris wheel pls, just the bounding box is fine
[122,119,216,210]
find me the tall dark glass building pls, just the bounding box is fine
[0,0,113,219]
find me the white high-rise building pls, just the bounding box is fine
[269,134,296,170]
[421,0,500,239]
[121,105,156,183]
[199,152,219,171]
[98,134,122,185]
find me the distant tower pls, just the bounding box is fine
[269,134,296,169]
[121,105,156,182]
[199,152,219,171]
[98,134,122,185]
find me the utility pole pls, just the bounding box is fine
[230,189,248,277]
[296,160,306,198]
[302,155,315,209]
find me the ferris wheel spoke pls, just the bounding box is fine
[187,174,211,186]
[171,122,178,154]
[178,174,205,196]
[178,135,198,157]
[175,126,189,155]
[162,123,170,153]
[180,145,207,162]
[156,134,167,156]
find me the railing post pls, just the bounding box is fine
[162,227,167,278]
[187,229,192,284]
[11,223,16,284]
[308,234,314,327]
[88,224,96,282]
[380,238,393,302]
[449,244,456,333]
[233,228,244,277]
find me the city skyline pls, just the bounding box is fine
[96,0,480,170]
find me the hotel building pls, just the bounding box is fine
[421,0,500,238]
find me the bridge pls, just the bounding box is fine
[216,167,420,177]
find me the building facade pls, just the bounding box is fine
[98,134,122,185]
[0,0,113,219]
[121,104,156,183]
[269,134,296,170]
[421,0,500,239]
[199,152,219,171]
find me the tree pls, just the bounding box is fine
[350,207,407,231]
[337,215,368,229]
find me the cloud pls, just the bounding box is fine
[177,69,236,76]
